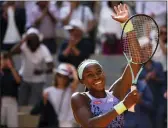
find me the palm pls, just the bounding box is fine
[112,4,129,23]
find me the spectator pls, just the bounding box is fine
[58,19,92,68]
[136,1,167,27]
[0,52,21,127]
[24,1,36,29]
[60,1,95,53]
[124,80,153,128]
[97,1,123,55]
[152,25,167,83]
[30,1,58,54]
[54,1,70,41]
[42,63,79,127]
[0,1,26,51]
[139,60,165,128]
[9,28,54,106]
[30,94,59,128]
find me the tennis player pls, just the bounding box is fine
[71,4,141,128]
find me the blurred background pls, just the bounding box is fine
[0,1,167,128]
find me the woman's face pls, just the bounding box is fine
[81,64,106,91]
[55,73,69,87]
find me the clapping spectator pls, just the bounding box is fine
[139,60,165,128]
[152,25,167,83]
[30,1,58,54]
[60,1,95,53]
[136,1,167,27]
[0,1,26,51]
[97,1,123,55]
[9,28,54,106]
[0,52,21,127]
[58,19,92,68]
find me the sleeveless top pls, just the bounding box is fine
[85,90,124,128]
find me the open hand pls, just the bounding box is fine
[111,3,130,23]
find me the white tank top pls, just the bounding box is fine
[85,90,124,128]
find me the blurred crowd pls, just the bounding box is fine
[0,1,167,128]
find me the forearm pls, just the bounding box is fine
[86,20,95,33]
[62,10,73,25]
[10,68,21,84]
[48,12,57,23]
[88,110,119,127]
[160,42,167,55]
[127,31,142,62]
[34,15,45,26]
[71,80,79,92]
[62,46,71,56]
[9,43,22,55]
[71,47,80,56]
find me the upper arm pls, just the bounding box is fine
[71,92,92,127]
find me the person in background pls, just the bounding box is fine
[124,80,153,128]
[9,27,54,106]
[60,1,95,53]
[29,1,58,54]
[152,25,167,84]
[139,60,165,128]
[0,52,21,127]
[135,1,167,27]
[58,19,92,68]
[97,1,123,55]
[42,63,79,127]
[0,1,26,51]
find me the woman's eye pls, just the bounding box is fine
[97,70,102,75]
[87,74,94,78]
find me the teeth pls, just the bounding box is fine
[95,81,102,85]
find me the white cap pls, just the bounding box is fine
[26,28,43,41]
[64,19,85,32]
[54,63,73,78]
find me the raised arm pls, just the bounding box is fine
[71,89,140,127]
[109,4,141,100]
[9,36,26,56]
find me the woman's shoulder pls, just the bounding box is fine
[71,92,90,107]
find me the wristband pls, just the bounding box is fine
[114,101,127,115]
[121,21,134,33]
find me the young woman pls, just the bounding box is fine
[42,63,79,127]
[71,4,141,128]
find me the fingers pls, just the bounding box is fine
[131,90,140,103]
[124,4,128,11]
[114,6,119,15]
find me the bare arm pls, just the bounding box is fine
[6,59,21,84]
[109,4,141,100]
[71,93,119,127]
[9,37,27,56]
[47,9,57,24]
[10,67,21,84]
[71,90,139,127]
[86,20,95,33]
[33,9,47,27]
[160,40,167,55]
